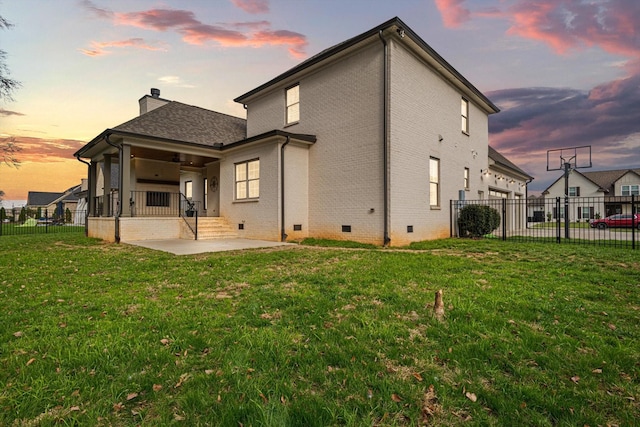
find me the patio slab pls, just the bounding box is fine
[122,238,294,255]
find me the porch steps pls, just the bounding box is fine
[182,217,238,240]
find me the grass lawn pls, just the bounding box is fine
[1,234,638,426]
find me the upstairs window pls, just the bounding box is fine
[430,157,440,208]
[464,167,470,189]
[621,184,639,196]
[286,84,300,125]
[568,186,580,197]
[461,98,469,134]
[235,159,260,200]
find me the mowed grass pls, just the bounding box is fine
[1,235,638,426]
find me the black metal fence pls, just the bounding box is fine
[0,209,87,237]
[451,195,639,249]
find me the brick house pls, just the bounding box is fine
[74,17,528,245]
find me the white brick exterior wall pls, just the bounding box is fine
[219,142,281,241]
[241,36,495,245]
[387,39,490,244]
[245,41,386,244]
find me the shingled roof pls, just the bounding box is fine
[488,146,533,179]
[542,168,640,194]
[27,192,64,207]
[113,101,246,146]
[580,168,640,193]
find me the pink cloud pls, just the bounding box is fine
[179,24,248,46]
[434,0,471,28]
[231,0,270,14]
[81,3,307,58]
[80,38,167,57]
[114,9,199,31]
[251,30,308,58]
[1,136,85,163]
[434,0,640,60]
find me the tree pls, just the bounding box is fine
[1,136,21,167]
[0,15,21,102]
[19,206,26,223]
[1,15,22,200]
[65,208,72,224]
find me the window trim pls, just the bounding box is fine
[621,184,639,196]
[461,98,469,135]
[285,83,300,126]
[235,159,260,200]
[464,167,470,190]
[568,186,580,197]
[430,157,440,208]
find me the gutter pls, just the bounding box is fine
[379,30,391,247]
[104,133,122,243]
[280,136,290,242]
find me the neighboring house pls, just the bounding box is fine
[74,17,530,246]
[542,168,640,220]
[26,185,81,217]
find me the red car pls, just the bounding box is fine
[589,214,640,229]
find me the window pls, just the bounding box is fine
[621,184,639,196]
[235,159,260,199]
[568,186,580,197]
[203,178,208,210]
[461,98,469,134]
[578,206,594,220]
[185,180,193,199]
[146,191,170,207]
[464,167,469,189]
[430,157,440,207]
[489,189,508,199]
[553,207,565,219]
[286,84,300,124]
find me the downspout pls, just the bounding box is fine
[75,155,91,236]
[104,133,122,243]
[378,30,391,246]
[280,136,290,242]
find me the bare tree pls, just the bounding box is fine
[1,137,21,167]
[0,15,21,102]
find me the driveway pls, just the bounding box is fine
[122,238,294,255]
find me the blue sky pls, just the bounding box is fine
[1,0,638,200]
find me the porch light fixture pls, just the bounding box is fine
[509,179,515,184]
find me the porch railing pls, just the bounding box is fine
[91,191,201,218]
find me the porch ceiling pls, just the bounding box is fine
[130,146,218,168]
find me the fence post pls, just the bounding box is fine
[555,198,561,243]
[502,198,507,241]
[633,194,636,250]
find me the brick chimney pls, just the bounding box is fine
[139,88,169,115]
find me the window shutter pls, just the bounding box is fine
[590,207,594,219]
[576,187,580,197]
[577,209,582,220]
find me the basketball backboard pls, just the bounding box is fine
[546,145,592,171]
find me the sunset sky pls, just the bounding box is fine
[1,0,639,203]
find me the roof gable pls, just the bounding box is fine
[234,17,498,114]
[113,101,246,146]
[488,146,533,180]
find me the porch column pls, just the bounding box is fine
[103,155,112,217]
[120,144,132,217]
[88,161,97,217]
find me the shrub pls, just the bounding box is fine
[458,204,501,238]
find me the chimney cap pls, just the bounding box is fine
[150,88,160,98]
